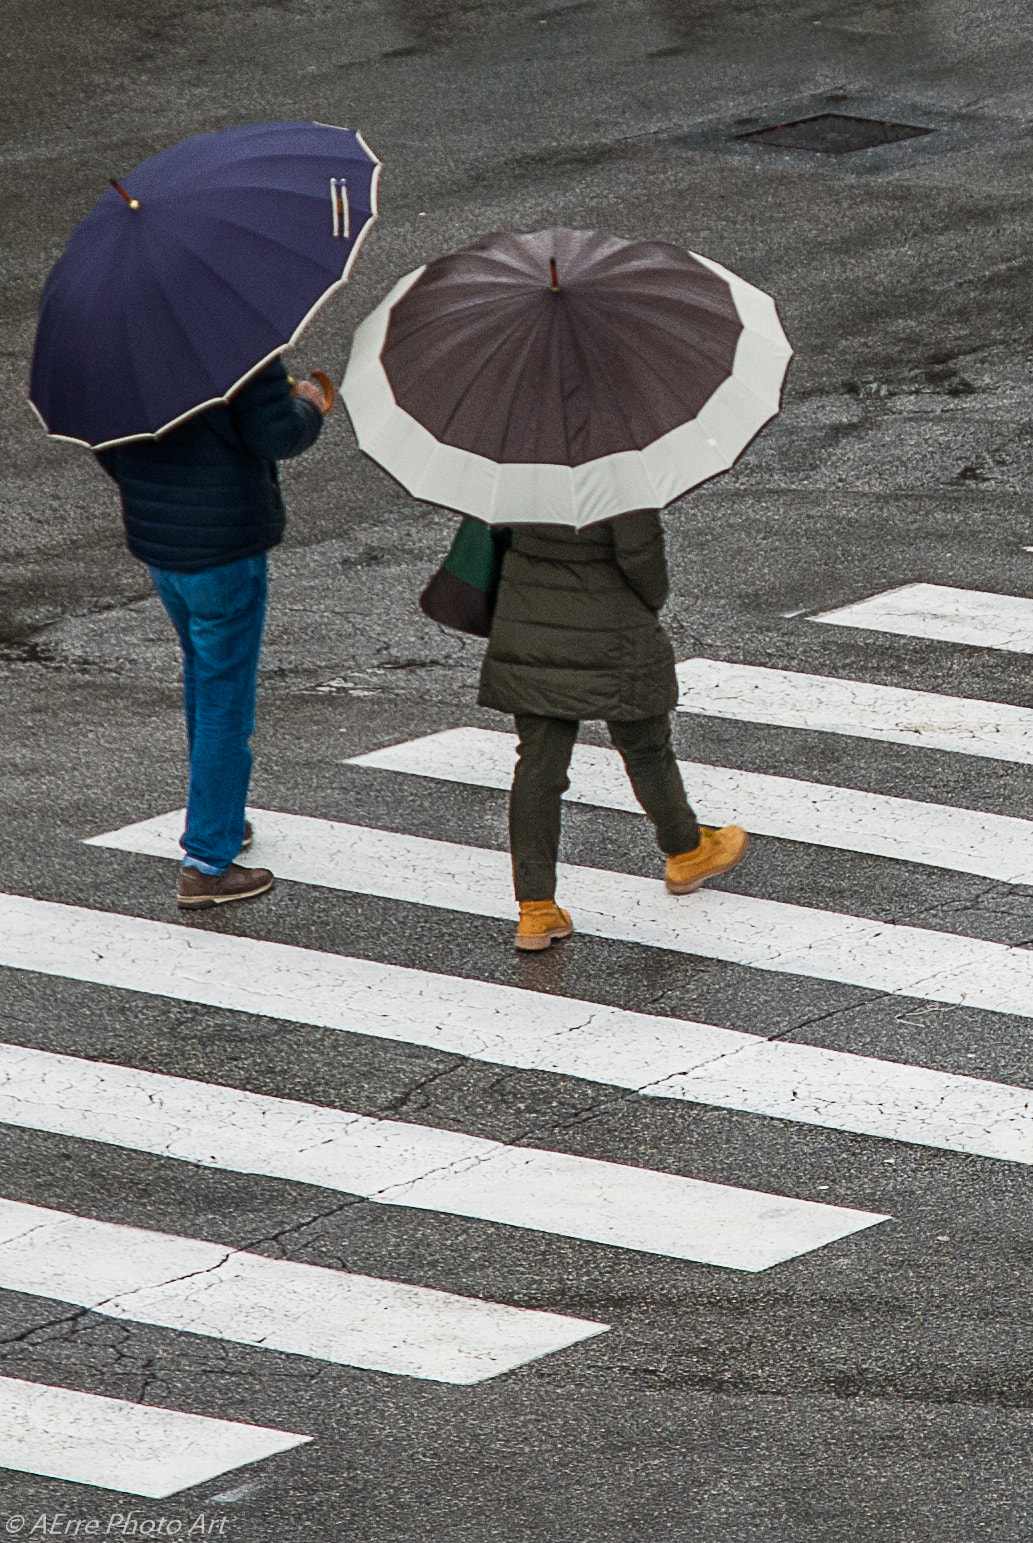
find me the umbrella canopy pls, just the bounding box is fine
[31,120,380,449]
[342,227,791,529]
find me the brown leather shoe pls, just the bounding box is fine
[177,862,274,910]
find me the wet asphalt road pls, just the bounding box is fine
[3,1,1033,1539]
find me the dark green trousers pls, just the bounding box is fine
[510,713,701,901]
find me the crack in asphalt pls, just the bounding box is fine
[376,1056,470,1117]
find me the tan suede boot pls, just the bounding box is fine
[665,826,749,894]
[515,900,574,952]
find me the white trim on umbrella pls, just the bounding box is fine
[32,125,382,452]
[341,253,792,529]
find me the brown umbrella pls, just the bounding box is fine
[342,227,792,528]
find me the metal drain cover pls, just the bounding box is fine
[738,113,932,154]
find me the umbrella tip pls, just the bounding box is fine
[549,256,559,292]
[110,179,140,210]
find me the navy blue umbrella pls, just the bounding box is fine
[30,120,380,448]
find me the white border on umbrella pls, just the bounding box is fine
[31,128,382,451]
[342,253,793,529]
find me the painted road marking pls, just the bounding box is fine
[675,658,1033,764]
[348,726,1033,884]
[0,1198,606,1384]
[0,1374,308,1498]
[0,1043,882,1268]
[812,583,1033,654]
[1,895,1030,1164]
[88,813,1033,1019]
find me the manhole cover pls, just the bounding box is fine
[738,113,932,154]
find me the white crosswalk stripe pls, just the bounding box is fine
[89,808,1033,1018]
[675,657,1033,763]
[0,1375,309,1499]
[0,1042,882,1267]
[8,618,1033,1495]
[812,582,1033,654]
[0,1198,606,1385]
[348,725,1033,883]
[1,893,1031,1163]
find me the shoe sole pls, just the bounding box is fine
[177,875,275,910]
[515,924,574,952]
[665,837,750,895]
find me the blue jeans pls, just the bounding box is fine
[148,555,268,873]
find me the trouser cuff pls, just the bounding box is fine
[181,855,225,875]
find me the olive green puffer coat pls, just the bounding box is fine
[477,509,677,721]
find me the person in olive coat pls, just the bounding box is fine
[478,509,749,950]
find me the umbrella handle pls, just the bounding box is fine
[310,369,336,413]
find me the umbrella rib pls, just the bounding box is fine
[167,175,374,213]
[128,226,273,418]
[158,237,311,339]
[557,303,647,464]
[181,211,365,269]
[146,137,377,195]
[496,308,576,463]
[572,304,741,428]
[417,307,554,454]
[33,219,123,408]
[572,290,742,368]
[577,282,744,356]
[112,246,156,431]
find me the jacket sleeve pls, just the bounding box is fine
[611,510,670,611]
[229,361,323,461]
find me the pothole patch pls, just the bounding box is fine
[737,112,932,155]
[642,92,1018,173]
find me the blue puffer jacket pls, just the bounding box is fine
[96,361,323,573]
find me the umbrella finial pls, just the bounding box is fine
[110,179,140,211]
[549,257,559,293]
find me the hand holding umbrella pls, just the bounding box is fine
[291,370,337,416]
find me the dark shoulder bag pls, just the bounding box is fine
[419,516,511,638]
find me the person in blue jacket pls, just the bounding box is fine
[97,360,332,908]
